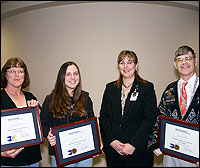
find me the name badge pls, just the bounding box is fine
[130,92,139,101]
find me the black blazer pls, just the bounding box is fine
[99,79,157,152]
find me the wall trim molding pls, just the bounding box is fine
[1,1,199,20]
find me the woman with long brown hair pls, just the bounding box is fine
[40,61,95,167]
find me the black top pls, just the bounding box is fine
[1,89,42,166]
[98,80,157,166]
[99,79,158,151]
[40,90,95,155]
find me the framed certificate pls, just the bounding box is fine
[158,115,199,163]
[51,117,102,167]
[1,106,44,151]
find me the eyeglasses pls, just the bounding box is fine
[6,70,24,74]
[175,55,194,63]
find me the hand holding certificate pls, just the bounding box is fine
[51,117,102,167]
[1,147,24,158]
[158,116,199,163]
[1,106,44,152]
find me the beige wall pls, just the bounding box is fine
[1,1,199,167]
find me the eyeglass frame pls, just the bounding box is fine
[174,55,195,63]
[6,69,25,74]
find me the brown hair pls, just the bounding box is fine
[115,50,147,88]
[1,57,30,89]
[49,61,87,119]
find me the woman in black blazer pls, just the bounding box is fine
[99,50,157,167]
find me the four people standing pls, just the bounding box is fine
[98,50,158,167]
[1,46,198,167]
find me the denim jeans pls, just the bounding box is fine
[1,162,39,167]
[51,155,93,167]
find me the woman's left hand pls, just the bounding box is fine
[122,143,135,155]
[27,99,39,107]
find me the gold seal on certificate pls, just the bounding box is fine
[1,106,44,152]
[51,117,102,167]
[72,148,77,154]
[174,144,179,150]
[159,116,199,163]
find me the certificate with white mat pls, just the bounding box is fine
[1,106,44,151]
[158,116,199,163]
[51,117,102,167]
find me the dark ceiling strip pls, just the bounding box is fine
[1,1,199,20]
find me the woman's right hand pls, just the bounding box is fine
[1,147,24,158]
[47,130,56,146]
[153,148,163,156]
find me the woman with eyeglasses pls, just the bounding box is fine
[1,57,42,167]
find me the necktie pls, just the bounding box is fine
[180,82,188,116]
